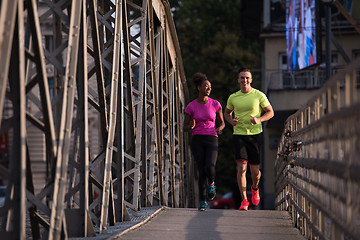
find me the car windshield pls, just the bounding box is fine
[222,192,232,199]
[0,187,6,197]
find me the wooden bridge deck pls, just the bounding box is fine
[108,208,305,240]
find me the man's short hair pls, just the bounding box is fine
[238,68,251,74]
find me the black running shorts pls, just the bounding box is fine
[233,134,262,165]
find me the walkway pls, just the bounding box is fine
[109,208,305,240]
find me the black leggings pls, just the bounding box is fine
[191,135,218,201]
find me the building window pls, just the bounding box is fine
[352,50,360,60]
[271,0,285,23]
[353,50,360,85]
[279,53,287,70]
[321,52,339,67]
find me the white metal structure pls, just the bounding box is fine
[0,0,193,239]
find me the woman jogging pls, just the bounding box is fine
[184,72,225,211]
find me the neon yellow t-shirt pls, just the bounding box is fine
[226,88,270,135]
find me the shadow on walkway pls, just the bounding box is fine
[110,208,305,240]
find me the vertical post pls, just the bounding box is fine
[99,0,122,231]
[7,2,26,238]
[263,0,270,28]
[0,1,17,122]
[141,80,147,207]
[78,0,90,235]
[325,5,331,80]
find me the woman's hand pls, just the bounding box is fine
[216,110,226,135]
[216,126,224,135]
[183,113,195,131]
[189,119,195,130]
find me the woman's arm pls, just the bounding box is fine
[216,110,226,134]
[183,113,195,132]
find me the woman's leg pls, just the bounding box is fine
[204,136,218,184]
[191,135,207,202]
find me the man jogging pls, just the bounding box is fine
[224,68,274,211]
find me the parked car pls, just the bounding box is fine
[209,192,235,209]
[209,191,256,209]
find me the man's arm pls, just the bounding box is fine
[250,104,274,125]
[224,108,238,126]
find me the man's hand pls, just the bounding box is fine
[250,115,261,125]
[231,116,239,126]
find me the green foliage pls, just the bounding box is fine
[169,0,262,195]
[201,28,261,105]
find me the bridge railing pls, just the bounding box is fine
[275,57,360,240]
[265,67,350,92]
[0,0,193,239]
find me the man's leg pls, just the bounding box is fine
[237,161,249,210]
[234,135,251,210]
[249,164,261,189]
[249,164,261,206]
[236,161,247,200]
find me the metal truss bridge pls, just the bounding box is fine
[0,0,193,239]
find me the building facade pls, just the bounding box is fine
[261,0,360,209]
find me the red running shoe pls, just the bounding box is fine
[251,187,260,206]
[239,199,249,211]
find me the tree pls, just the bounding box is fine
[169,0,263,194]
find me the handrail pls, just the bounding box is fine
[275,57,360,239]
[265,67,352,92]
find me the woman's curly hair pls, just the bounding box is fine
[192,72,208,92]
